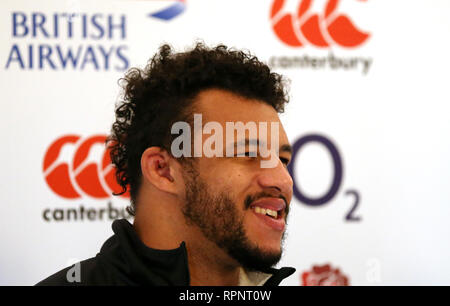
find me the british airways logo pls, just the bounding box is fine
[4,1,187,71]
[5,12,129,71]
[148,0,186,21]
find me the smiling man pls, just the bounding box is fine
[37,43,295,286]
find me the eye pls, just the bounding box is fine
[244,151,258,158]
[280,157,290,166]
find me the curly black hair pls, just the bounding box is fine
[107,42,289,215]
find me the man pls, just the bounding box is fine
[37,43,295,286]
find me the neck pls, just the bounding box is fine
[186,228,241,286]
[133,192,242,286]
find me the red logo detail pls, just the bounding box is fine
[43,135,129,199]
[301,264,349,286]
[270,0,370,48]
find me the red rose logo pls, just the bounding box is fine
[301,264,349,286]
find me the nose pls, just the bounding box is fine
[256,159,293,204]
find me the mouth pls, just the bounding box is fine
[249,198,286,231]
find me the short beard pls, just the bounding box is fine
[181,163,286,272]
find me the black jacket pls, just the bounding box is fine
[37,219,295,286]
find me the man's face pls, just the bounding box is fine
[180,89,293,271]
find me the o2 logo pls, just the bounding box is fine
[287,134,361,222]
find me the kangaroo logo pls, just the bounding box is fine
[43,135,129,199]
[270,0,370,48]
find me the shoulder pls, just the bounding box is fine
[36,255,117,286]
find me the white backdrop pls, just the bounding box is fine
[1,0,450,285]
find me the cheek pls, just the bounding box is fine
[205,172,248,202]
[217,172,249,189]
[204,173,227,189]
[200,159,255,196]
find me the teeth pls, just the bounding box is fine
[266,209,277,218]
[253,206,278,218]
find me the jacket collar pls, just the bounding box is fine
[100,219,295,286]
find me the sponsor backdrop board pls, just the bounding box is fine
[1,0,450,285]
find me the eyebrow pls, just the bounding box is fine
[229,138,292,154]
[232,138,259,148]
[280,143,292,154]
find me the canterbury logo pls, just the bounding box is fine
[43,135,128,199]
[270,0,370,48]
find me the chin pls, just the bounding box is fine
[248,232,283,255]
[245,242,283,271]
[258,241,282,257]
[229,230,284,271]
[249,226,285,249]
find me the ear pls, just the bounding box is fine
[141,147,178,194]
